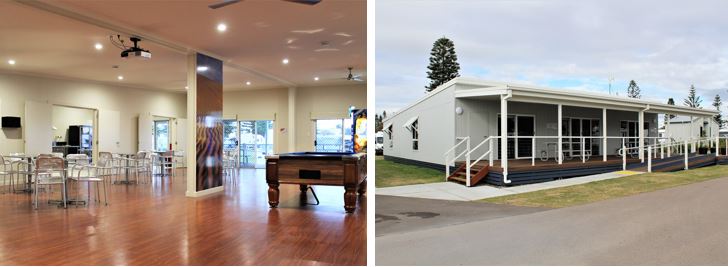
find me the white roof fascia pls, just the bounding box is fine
[383,77,500,123]
[454,86,508,98]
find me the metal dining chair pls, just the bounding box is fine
[0,155,13,194]
[67,154,108,206]
[34,156,67,209]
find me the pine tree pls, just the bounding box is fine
[664,98,676,127]
[683,84,702,108]
[713,94,723,128]
[375,113,383,132]
[626,80,641,98]
[425,37,461,92]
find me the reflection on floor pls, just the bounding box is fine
[0,168,366,265]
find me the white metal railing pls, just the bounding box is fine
[444,135,726,185]
[618,136,719,172]
[444,137,470,180]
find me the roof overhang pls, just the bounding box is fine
[455,82,718,117]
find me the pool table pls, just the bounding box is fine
[265,152,367,213]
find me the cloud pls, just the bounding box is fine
[376,0,728,115]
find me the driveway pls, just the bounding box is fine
[376,177,728,265]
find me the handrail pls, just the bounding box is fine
[468,136,495,168]
[444,137,470,179]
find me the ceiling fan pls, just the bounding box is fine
[209,0,321,9]
[343,67,364,82]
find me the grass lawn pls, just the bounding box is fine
[375,156,444,188]
[480,165,728,208]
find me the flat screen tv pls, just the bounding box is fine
[2,116,21,128]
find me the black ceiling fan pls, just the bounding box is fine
[209,0,321,9]
[343,67,363,82]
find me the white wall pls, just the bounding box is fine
[294,84,367,152]
[223,84,367,153]
[52,105,94,142]
[383,85,456,165]
[667,117,719,141]
[0,72,186,155]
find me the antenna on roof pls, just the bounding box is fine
[608,76,614,95]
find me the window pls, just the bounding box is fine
[387,125,393,148]
[314,119,353,152]
[410,119,419,150]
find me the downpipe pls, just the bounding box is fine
[502,90,513,184]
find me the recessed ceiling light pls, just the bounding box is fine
[7,59,15,65]
[246,81,251,86]
[197,66,208,72]
[94,43,103,50]
[314,76,319,81]
[217,23,227,32]
[282,58,289,65]
[117,75,124,80]
[185,86,189,90]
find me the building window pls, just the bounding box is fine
[387,125,393,148]
[410,120,419,150]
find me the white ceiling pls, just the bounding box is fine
[0,0,366,92]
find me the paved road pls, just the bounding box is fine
[376,195,548,236]
[376,177,728,265]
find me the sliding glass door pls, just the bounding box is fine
[154,120,169,152]
[497,115,534,159]
[239,120,274,168]
[314,118,353,152]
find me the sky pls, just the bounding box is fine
[376,0,728,118]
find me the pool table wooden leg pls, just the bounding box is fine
[344,186,357,213]
[357,179,367,195]
[267,183,279,208]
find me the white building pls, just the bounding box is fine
[383,77,720,186]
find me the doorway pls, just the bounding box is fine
[497,115,534,159]
[239,120,274,168]
[51,105,95,158]
[154,119,170,152]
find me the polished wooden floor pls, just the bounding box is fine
[0,168,366,265]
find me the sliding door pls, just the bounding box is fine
[24,101,53,155]
[239,120,274,168]
[98,109,120,153]
[138,114,154,151]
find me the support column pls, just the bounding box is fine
[690,116,695,153]
[186,52,224,197]
[602,108,607,161]
[287,87,297,152]
[639,109,644,162]
[557,104,563,164]
[500,94,509,182]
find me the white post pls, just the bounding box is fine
[531,136,536,166]
[684,140,689,170]
[500,94,508,182]
[639,109,645,162]
[603,108,607,162]
[660,143,664,159]
[647,146,652,173]
[446,156,450,179]
[581,137,585,163]
[466,138,471,186]
[622,143,627,170]
[489,138,494,166]
[557,104,563,164]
